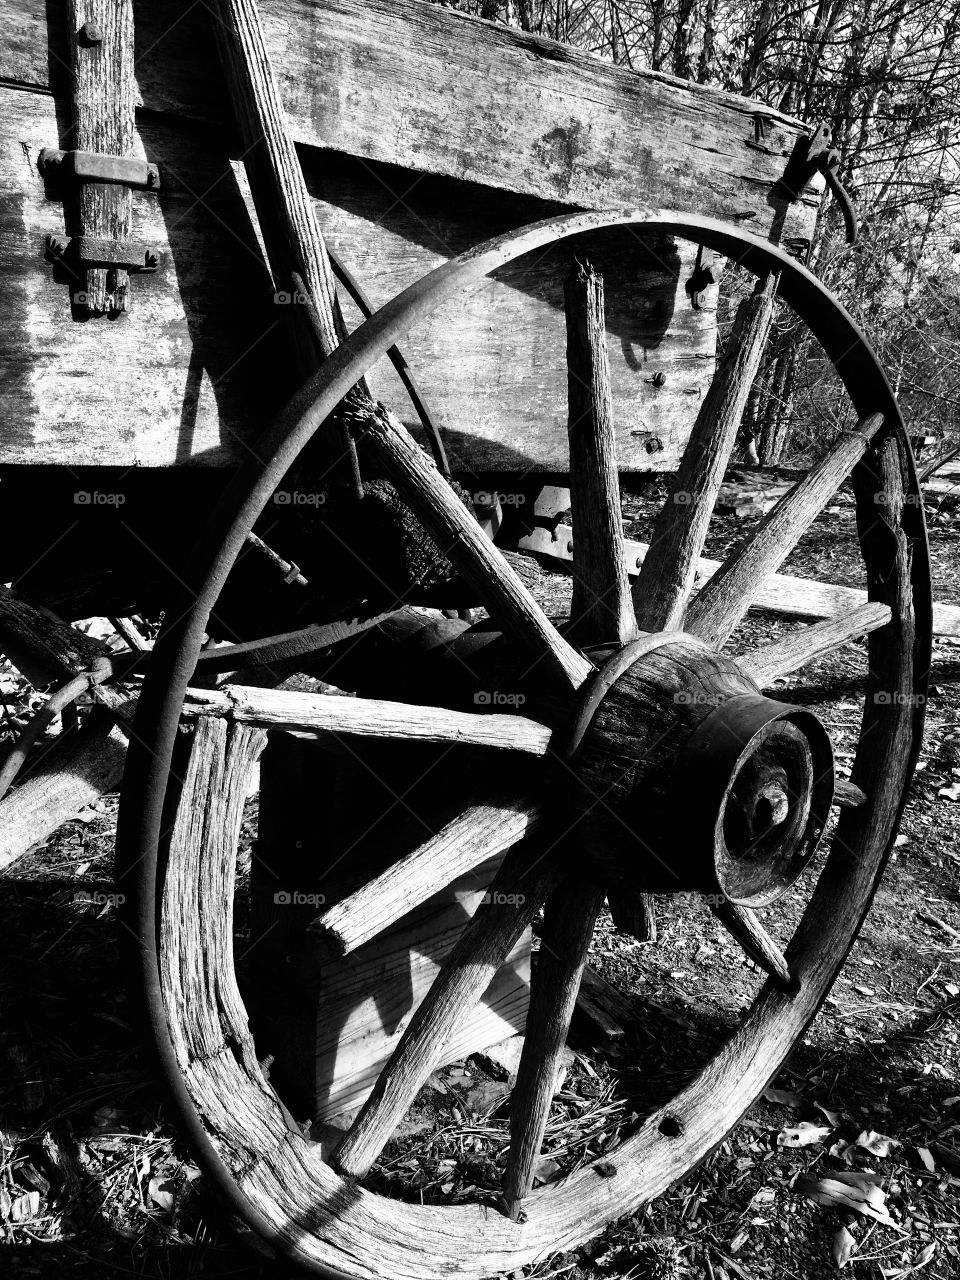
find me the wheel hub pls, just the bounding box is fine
[570,634,834,906]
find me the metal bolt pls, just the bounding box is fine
[651,370,666,388]
[146,165,159,188]
[47,235,67,257]
[143,249,159,270]
[80,20,102,44]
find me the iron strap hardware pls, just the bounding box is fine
[46,235,160,273]
[777,122,858,245]
[38,148,160,192]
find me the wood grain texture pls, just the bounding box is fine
[66,0,135,315]
[2,92,714,469]
[0,2,824,239]
[180,684,555,752]
[632,273,778,631]
[349,402,594,690]
[519,523,960,632]
[709,899,791,988]
[685,413,885,646]
[503,878,605,1220]
[308,797,543,958]
[331,839,560,1178]
[834,778,867,808]
[208,0,340,360]
[565,262,636,646]
[0,0,826,469]
[0,711,126,872]
[741,601,892,686]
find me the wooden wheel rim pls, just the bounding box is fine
[117,209,931,1279]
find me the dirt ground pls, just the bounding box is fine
[1,484,959,1280]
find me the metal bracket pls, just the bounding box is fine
[38,148,160,192]
[46,235,160,273]
[686,245,719,310]
[777,122,858,244]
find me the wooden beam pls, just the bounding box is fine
[515,528,960,636]
[3,2,823,245]
[65,0,136,315]
[180,685,555,752]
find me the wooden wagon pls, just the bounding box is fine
[0,1,937,1276]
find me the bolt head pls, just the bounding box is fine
[79,20,102,44]
[146,166,159,188]
[143,249,159,270]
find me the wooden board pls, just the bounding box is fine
[0,0,823,471]
[2,0,824,234]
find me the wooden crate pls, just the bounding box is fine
[250,732,530,1123]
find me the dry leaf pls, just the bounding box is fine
[796,1171,897,1226]
[939,780,960,801]
[763,1086,804,1108]
[778,1121,834,1148]
[856,1130,901,1157]
[816,1104,844,1126]
[916,1147,936,1172]
[913,1243,936,1270]
[832,1225,858,1269]
[147,1177,174,1212]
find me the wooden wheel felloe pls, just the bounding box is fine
[117,210,930,1280]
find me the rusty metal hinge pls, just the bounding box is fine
[38,148,160,192]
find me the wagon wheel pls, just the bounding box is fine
[118,210,930,1279]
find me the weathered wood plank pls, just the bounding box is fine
[518,523,960,635]
[0,0,822,471]
[65,0,136,315]
[0,90,714,469]
[3,1,823,241]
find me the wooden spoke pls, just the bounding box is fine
[331,839,560,1179]
[563,261,650,939]
[633,272,779,632]
[607,889,658,941]
[686,412,885,647]
[308,797,544,958]
[740,601,892,686]
[565,262,637,646]
[834,778,867,808]
[503,878,605,1220]
[350,402,593,691]
[180,685,554,754]
[709,899,792,990]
